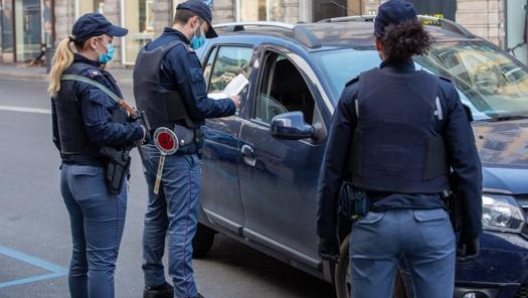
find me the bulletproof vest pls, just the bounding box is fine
[133,40,196,130]
[350,68,450,194]
[54,62,128,158]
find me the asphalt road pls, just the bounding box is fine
[0,78,334,298]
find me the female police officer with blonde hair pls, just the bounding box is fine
[48,13,145,298]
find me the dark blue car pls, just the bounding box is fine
[192,17,528,298]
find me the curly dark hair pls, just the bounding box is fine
[380,20,432,60]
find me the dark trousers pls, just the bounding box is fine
[350,208,456,298]
[60,164,127,298]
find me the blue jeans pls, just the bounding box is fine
[60,164,127,298]
[141,144,201,298]
[350,208,456,298]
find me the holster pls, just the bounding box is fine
[173,124,197,147]
[100,147,131,194]
[338,181,369,218]
[443,190,462,232]
[172,124,203,157]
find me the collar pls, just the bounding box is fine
[163,27,190,44]
[379,59,416,73]
[73,54,102,67]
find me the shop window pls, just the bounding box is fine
[77,0,103,16]
[238,0,280,22]
[1,0,14,53]
[15,0,41,62]
[41,0,51,47]
[121,0,151,65]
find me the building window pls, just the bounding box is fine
[15,0,41,62]
[121,0,152,65]
[1,0,14,53]
[77,0,104,16]
[237,0,279,22]
[42,0,52,47]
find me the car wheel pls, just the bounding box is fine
[192,223,216,258]
[334,234,407,298]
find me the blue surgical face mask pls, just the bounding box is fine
[97,41,115,64]
[190,23,206,50]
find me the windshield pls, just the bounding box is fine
[314,41,528,121]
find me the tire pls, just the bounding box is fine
[192,223,216,258]
[334,234,407,298]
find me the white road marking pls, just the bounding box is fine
[0,105,51,114]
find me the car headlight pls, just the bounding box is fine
[482,195,525,233]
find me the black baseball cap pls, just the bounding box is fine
[71,13,128,43]
[177,0,218,38]
[374,0,417,37]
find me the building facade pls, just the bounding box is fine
[0,0,525,66]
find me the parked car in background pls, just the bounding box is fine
[192,16,528,298]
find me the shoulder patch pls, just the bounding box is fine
[345,75,359,87]
[85,68,103,79]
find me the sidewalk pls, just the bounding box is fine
[0,63,134,84]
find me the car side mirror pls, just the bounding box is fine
[270,111,315,140]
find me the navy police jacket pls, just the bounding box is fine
[316,59,483,241]
[51,55,143,164]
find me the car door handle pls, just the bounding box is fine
[241,144,256,166]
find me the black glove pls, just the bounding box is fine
[457,233,479,261]
[318,237,340,262]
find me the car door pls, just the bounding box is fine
[237,48,327,268]
[200,45,254,233]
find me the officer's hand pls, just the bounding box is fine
[457,234,479,261]
[318,237,340,262]
[230,95,241,109]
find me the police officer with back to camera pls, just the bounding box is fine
[133,1,239,298]
[48,13,145,298]
[316,0,483,297]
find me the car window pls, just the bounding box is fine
[206,46,253,95]
[255,53,316,124]
[314,41,528,121]
[203,46,218,91]
[313,48,381,101]
[416,40,528,120]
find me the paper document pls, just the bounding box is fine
[208,74,249,100]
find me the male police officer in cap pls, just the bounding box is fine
[316,0,482,297]
[133,1,239,298]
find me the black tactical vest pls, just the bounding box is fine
[133,40,196,131]
[350,68,450,194]
[53,62,128,160]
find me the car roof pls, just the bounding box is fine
[214,16,481,50]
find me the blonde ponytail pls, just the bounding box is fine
[47,37,75,97]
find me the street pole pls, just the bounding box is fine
[46,0,55,73]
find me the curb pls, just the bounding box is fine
[0,71,49,81]
[0,67,133,85]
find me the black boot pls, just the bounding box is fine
[143,282,174,298]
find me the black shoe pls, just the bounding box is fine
[143,282,174,298]
[191,294,205,298]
